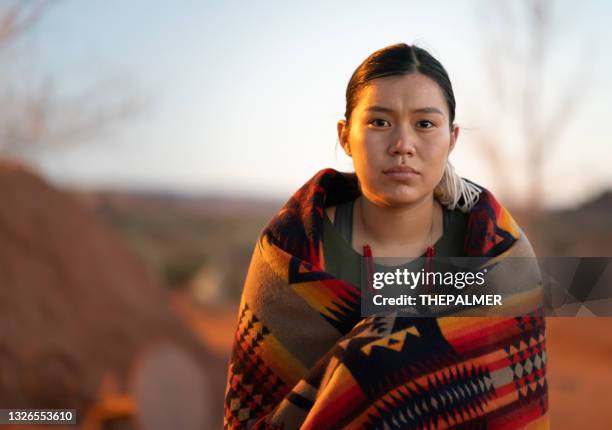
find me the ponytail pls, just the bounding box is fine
[434,161,481,212]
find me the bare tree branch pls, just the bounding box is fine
[0,1,147,162]
[0,1,49,50]
[470,0,587,211]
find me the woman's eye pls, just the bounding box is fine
[370,119,390,127]
[417,120,435,129]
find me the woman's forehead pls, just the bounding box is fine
[358,74,447,112]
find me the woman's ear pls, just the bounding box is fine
[337,119,351,157]
[449,124,459,154]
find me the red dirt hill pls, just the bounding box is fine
[0,160,225,429]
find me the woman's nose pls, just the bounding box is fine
[389,126,417,156]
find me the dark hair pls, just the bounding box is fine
[344,43,456,130]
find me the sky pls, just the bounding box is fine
[11,0,612,208]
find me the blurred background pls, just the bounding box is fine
[1,0,611,428]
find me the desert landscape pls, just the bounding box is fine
[2,160,612,429]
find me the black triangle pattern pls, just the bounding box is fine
[288,255,361,335]
[224,303,288,429]
[362,363,494,430]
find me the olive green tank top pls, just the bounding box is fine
[322,199,468,289]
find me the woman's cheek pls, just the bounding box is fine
[357,146,378,175]
[429,159,447,188]
[352,155,374,188]
[424,144,448,177]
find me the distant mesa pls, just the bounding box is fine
[576,190,612,214]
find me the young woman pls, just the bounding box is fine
[224,43,548,429]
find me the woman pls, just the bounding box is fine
[224,43,548,429]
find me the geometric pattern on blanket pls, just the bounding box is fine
[224,304,290,429]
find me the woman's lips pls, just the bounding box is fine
[383,167,420,182]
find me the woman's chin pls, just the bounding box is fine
[370,187,430,207]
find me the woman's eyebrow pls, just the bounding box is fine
[364,105,444,115]
[364,105,395,113]
[412,107,444,115]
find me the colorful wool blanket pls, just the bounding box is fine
[224,168,549,429]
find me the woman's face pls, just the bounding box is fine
[338,73,458,207]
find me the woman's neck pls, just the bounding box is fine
[353,193,443,257]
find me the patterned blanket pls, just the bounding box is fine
[224,168,549,429]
